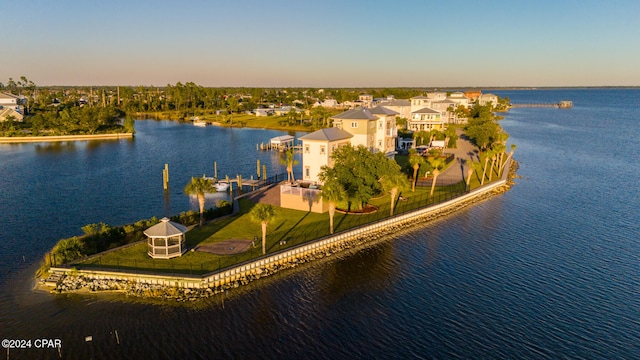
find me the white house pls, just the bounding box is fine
[0,92,24,114]
[298,127,353,183]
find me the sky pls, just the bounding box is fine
[2,0,639,87]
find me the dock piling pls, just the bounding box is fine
[163,164,169,190]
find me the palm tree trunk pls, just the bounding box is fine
[489,156,496,181]
[412,165,419,192]
[329,203,335,234]
[481,156,489,185]
[501,150,515,177]
[390,188,398,216]
[198,193,205,226]
[430,169,440,198]
[466,167,474,189]
[261,222,267,254]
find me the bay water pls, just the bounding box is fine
[0,89,638,359]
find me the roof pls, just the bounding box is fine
[0,92,20,100]
[412,107,441,114]
[299,127,353,141]
[331,108,377,120]
[410,96,429,100]
[144,217,188,237]
[380,99,411,107]
[369,105,399,116]
[270,135,295,144]
[0,108,24,121]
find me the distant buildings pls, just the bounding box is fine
[0,92,25,122]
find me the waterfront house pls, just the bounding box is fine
[408,107,444,131]
[145,217,188,259]
[379,99,411,120]
[410,96,431,113]
[426,91,447,101]
[298,127,353,184]
[369,105,399,156]
[254,108,273,117]
[358,94,374,108]
[280,127,354,213]
[0,107,23,122]
[478,93,499,107]
[0,92,24,115]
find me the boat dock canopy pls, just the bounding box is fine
[269,135,295,149]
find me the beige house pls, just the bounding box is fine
[426,91,447,101]
[0,107,23,122]
[410,96,431,113]
[369,105,398,155]
[409,107,444,131]
[331,108,378,152]
[379,99,411,120]
[479,93,499,107]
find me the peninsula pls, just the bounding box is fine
[33,87,519,301]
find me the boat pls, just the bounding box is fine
[214,182,229,191]
[192,117,208,127]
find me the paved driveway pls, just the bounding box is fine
[433,129,480,185]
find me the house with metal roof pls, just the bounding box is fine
[409,107,445,132]
[298,127,353,183]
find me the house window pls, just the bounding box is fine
[304,167,310,179]
[351,122,358,128]
[304,145,310,153]
[379,121,383,129]
[320,145,326,155]
[378,140,382,147]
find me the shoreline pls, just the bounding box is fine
[0,133,134,143]
[38,160,518,302]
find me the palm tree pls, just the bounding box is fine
[408,149,425,192]
[489,153,497,182]
[379,173,409,216]
[249,203,276,254]
[184,177,216,226]
[480,152,490,185]
[320,177,346,234]
[500,144,516,176]
[428,157,445,199]
[465,161,475,189]
[279,149,299,183]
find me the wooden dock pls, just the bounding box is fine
[512,100,573,109]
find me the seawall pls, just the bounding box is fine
[44,160,516,301]
[0,133,134,143]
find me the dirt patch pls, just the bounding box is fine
[336,204,378,215]
[196,239,254,255]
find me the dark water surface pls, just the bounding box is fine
[1,89,639,359]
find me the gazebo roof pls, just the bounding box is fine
[144,217,188,237]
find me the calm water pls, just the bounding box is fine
[1,89,639,359]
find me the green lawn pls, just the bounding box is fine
[75,177,476,275]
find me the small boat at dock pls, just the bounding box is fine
[214,182,229,191]
[191,117,209,127]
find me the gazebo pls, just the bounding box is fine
[144,217,188,259]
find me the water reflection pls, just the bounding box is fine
[35,141,78,153]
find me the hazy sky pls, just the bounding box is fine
[2,0,639,87]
